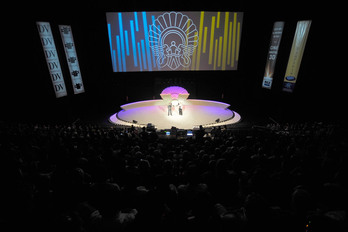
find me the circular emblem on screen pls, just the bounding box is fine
[149,12,199,70]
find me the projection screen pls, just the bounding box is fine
[106,11,243,72]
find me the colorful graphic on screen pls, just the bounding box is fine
[106,11,243,72]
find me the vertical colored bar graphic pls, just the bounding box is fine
[130,20,138,67]
[118,13,126,72]
[203,27,208,53]
[116,36,122,72]
[137,42,143,71]
[142,12,152,71]
[107,24,116,72]
[222,12,229,70]
[209,16,216,65]
[134,12,139,31]
[141,40,147,69]
[112,50,117,72]
[227,22,232,65]
[214,39,218,70]
[124,30,129,56]
[195,11,205,70]
[231,13,237,68]
[156,25,161,70]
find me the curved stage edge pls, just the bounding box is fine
[109,99,241,130]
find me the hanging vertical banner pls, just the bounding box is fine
[262,21,284,89]
[282,20,311,92]
[37,22,67,98]
[59,25,85,94]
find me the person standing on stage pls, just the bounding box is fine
[168,103,172,116]
[179,105,183,116]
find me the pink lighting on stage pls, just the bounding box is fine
[109,86,241,129]
[160,86,189,100]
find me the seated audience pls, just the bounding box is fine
[0,121,346,232]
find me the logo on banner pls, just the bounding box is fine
[74,83,83,90]
[68,57,77,63]
[149,12,199,70]
[60,27,71,34]
[285,76,296,81]
[64,42,74,49]
[262,76,273,87]
[283,82,295,91]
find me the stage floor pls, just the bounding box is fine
[109,99,241,130]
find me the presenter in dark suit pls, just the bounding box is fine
[179,105,183,116]
[168,104,172,116]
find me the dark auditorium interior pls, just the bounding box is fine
[2,1,347,231]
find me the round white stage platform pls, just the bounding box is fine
[109,99,241,130]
